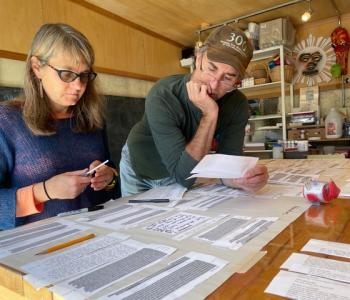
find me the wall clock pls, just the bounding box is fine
[293,34,335,86]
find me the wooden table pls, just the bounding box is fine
[207,198,350,299]
[1,198,350,300]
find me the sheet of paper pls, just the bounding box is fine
[189,154,258,179]
[277,166,324,176]
[268,171,318,186]
[133,183,187,201]
[50,240,176,300]
[178,194,237,211]
[82,205,169,230]
[302,239,350,259]
[22,233,129,289]
[77,204,132,222]
[144,212,210,238]
[195,216,251,243]
[0,220,89,258]
[98,252,227,300]
[190,183,249,196]
[265,270,350,299]
[281,252,350,283]
[339,182,350,198]
[214,217,278,250]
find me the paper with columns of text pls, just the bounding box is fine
[265,270,350,299]
[188,154,258,179]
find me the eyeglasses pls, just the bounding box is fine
[46,63,97,84]
[200,55,238,90]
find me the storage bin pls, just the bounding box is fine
[249,63,270,85]
[251,63,268,79]
[259,17,295,49]
[269,65,294,82]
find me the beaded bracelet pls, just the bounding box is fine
[43,180,53,200]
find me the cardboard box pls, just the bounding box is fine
[288,127,325,140]
[259,17,295,49]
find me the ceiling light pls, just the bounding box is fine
[301,0,313,22]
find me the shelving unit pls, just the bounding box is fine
[240,45,294,148]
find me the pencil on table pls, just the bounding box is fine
[35,233,96,255]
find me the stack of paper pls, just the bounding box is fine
[265,239,350,299]
[188,154,258,179]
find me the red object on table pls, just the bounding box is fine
[303,179,340,204]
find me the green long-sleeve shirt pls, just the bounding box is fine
[127,74,249,188]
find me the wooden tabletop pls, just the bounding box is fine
[1,198,350,300]
[207,198,350,299]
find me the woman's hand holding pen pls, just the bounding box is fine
[222,165,269,193]
[34,170,91,202]
[88,160,116,191]
[33,161,116,202]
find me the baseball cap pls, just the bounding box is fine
[204,25,253,78]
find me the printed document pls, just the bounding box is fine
[22,233,128,289]
[188,154,258,179]
[0,220,89,258]
[265,270,350,299]
[132,183,187,201]
[98,252,227,300]
[302,239,350,259]
[281,252,350,283]
[50,240,176,300]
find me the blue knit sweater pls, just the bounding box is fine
[0,103,117,230]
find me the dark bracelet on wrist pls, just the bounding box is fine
[43,180,53,200]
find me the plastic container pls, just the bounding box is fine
[272,143,283,159]
[325,108,343,139]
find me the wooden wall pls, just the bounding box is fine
[0,0,187,82]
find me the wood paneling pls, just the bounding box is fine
[0,0,187,81]
[0,0,43,54]
[86,0,350,47]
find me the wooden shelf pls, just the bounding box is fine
[250,45,292,61]
[308,137,350,142]
[244,150,272,153]
[287,124,325,129]
[249,114,282,121]
[256,125,282,131]
[239,81,291,93]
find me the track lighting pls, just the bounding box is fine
[301,0,312,22]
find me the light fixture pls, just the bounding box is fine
[195,32,203,50]
[301,0,313,22]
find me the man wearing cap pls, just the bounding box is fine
[120,25,268,196]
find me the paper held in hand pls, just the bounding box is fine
[188,154,259,179]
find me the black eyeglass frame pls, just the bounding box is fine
[45,63,97,84]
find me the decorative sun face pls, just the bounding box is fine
[294,34,335,86]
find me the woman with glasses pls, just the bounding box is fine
[120,25,268,196]
[0,23,118,230]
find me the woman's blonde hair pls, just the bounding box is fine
[19,23,104,135]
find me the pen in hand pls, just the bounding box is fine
[81,160,109,177]
[35,233,96,255]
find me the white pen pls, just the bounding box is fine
[81,159,109,177]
